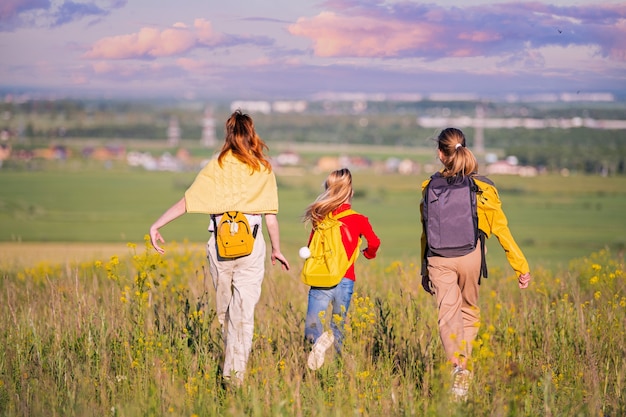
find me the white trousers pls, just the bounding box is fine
[207,230,266,383]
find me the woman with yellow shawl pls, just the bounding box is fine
[149,109,290,386]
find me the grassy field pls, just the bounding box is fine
[0,236,624,416]
[1,163,626,415]
[1,167,625,271]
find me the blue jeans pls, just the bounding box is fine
[304,278,355,351]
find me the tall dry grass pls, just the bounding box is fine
[0,238,624,416]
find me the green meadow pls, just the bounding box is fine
[1,165,626,416]
[1,167,625,270]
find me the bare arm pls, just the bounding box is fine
[149,197,187,254]
[264,213,290,270]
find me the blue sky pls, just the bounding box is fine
[2,0,625,100]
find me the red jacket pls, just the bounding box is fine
[308,203,380,281]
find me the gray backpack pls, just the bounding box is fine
[423,173,478,258]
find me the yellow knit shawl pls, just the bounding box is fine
[184,152,278,214]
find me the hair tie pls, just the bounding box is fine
[455,143,462,150]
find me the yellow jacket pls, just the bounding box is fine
[420,175,529,277]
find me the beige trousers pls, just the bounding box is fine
[207,230,266,383]
[427,244,481,365]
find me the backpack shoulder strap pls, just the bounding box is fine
[473,174,494,186]
[332,209,361,259]
[332,208,358,221]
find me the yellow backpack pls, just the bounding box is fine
[213,212,258,259]
[301,209,361,287]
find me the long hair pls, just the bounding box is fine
[437,127,478,177]
[218,109,272,172]
[303,168,353,226]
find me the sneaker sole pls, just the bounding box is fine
[307,331,334,370]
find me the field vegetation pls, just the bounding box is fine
[1,167,625,270]
[1,99,625,415]
[1,163,626,416]
[0,238,624,416]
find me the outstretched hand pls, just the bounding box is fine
[149,227,166,254]
[518,272,532,289]
[271,251,290,271]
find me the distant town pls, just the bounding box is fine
[1,93,625,176]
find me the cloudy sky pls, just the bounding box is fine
[2,0,625,100]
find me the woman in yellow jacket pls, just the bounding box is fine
[149,110,290,387]
[420,127,532,400]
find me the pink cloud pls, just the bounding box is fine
[83,18,219,60]
[606,18,626,61]
[194,18,222,46]
[247,57,271,66]
[91,61,115,74]
[450,48,478,58]
[289,2,626,62]
[70,73,88,85]
[0,0,45,21]
[289,11,440,58]
[176,57,207,72]
[88,60,179,81]
[91,61,140,77]
[458,31,501,43]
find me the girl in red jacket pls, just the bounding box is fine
[302,168,380,370]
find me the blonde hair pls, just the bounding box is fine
[437,127,478,177]
[218,109,272,172]
[303,168,353,226]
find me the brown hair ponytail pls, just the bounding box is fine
[218,109,272,172]
[437,127,478,177]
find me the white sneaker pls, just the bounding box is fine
[451,365,471,401]
[307,331,335,370]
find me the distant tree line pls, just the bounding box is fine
[476,127,626,175]
[1,98,625,175]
